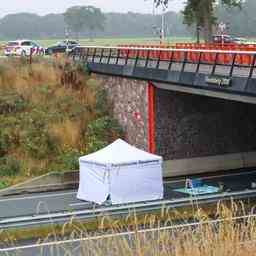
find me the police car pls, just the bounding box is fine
[4,40,45,57]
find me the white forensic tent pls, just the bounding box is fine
[77,139,163,205]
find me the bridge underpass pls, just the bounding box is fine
[72,46,256,177]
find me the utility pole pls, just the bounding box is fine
[160,3,167,45]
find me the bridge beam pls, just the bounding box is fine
[154,82,256,105]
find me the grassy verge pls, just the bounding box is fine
[1,200,255,255]
[0,199,253,245]
[0,57,123,188]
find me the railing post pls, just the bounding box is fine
[107,49,112,64]
[195,52,202,74]
[125,49,130,65]
[229,53,237,77]
[181,51,188,73]
[134,50,140,67]
[145,50,150,68]
[156,50,161,69]
[168,51,174,70]
[211,53,219,76]
[245,54,256,90]
[99,48,104,63]
[115,49,120,65]
[92,48,97,63]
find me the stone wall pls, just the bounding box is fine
[155,88,256,160]
[95,74,148,150]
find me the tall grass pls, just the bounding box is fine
[2,202,256,256]
[0,57,123,187]
[75,203,256,256]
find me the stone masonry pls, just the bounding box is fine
[155,88,256,160]
[94,73,256,162]
[95,74,149,151]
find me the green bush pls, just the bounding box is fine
[0,181,7,189]
[86,116,123,153]
[58,149,81,170]
[0,156,21,177]
[21,128,58,160]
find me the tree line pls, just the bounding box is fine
[0,0,256,41]
[0,10,190,40]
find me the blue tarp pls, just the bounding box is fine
[174,185,220,196]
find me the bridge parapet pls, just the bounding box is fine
[71,46,256,98]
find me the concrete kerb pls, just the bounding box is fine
[0,171,79,197]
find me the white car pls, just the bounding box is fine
[4,40,45,57]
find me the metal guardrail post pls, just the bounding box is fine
[134,50,140,67]
[125,49,130,66]
[168,51,174,71]
[195,52,202,74]
[145,50,150,68]
[192,51,203,86]
[229,53,237,77]
[107,49,112,64]
[92,48,97,63]
[211,53,219,76]
[156,50,161,69]
[181,51,188,73]
[99,48,104,63]
[115,49,120,65]
[245,54,256,90]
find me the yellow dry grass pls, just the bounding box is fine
[76,203,256,256]
[0,57,99,186]
[49,119,83,149]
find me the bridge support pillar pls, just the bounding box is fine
[147,82,156,154]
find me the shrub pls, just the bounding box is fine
[0,156,21,177]
[86,116,123,153]
[21,128,58,160]
[58,149,81,171]
[0,180,7,189]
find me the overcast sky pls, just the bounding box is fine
[0,0,184,16]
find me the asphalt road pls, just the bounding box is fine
[1,168,256,255]
[1,168,256,220]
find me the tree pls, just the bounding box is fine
[154,0,242,42]
[64,6,105,39]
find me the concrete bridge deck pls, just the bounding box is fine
[71,46,256,104]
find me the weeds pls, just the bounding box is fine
[0,57,123,187]
[1,202,256,256]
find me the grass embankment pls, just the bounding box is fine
[0,57,123,188]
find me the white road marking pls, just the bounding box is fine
[69,202,91,207]
[1,213,256,253]
[0,191,77,203]
[2,188,256,226]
